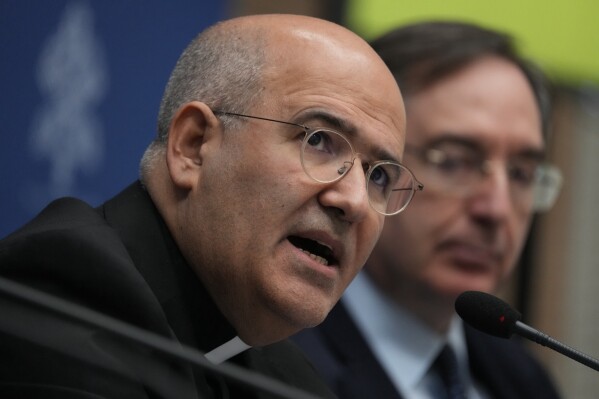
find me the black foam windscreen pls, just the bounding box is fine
[455,290,522,338]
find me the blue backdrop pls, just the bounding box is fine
[0,1,225,237]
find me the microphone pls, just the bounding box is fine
[455,290,599,372]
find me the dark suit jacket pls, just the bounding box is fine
[292,301,562,399]
[0,182,334,399]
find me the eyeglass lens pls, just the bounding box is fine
[301,129,417,215]
[212,111,421,216]
[367,162,417,215]
[409,144,561,212]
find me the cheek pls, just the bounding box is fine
[207,150,287,214]
[382,197,446,251]
[377,195,460,271]
[352,216,385,276]
[505,215,533,269]
[379,218,413,256]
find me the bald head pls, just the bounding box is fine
[157,15,361,138]
[140,14,406,345]
[160,14,399,134]
[142,14,403,180]
[249,15,403,123]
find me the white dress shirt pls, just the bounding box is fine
[342,272,490,399]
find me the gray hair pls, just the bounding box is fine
[140,21,267,181]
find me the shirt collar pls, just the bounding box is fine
[342,271,469,396]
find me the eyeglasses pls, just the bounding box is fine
[213,111,423,215]
[405,143,562,212]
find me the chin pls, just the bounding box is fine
[295,297,336,329]
[295,303,332,329]
[292,279,340,319]
[304,310,330,329]
[449,280,497,299]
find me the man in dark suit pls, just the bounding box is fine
[293,21,563,398]
[0,14,422,398]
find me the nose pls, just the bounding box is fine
[468,163,515,222]
[317,159,372,222]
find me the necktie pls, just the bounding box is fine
[433,344,467,399]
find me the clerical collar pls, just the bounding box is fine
[205,336,251,364]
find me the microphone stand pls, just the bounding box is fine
[515,321,599,372]
[0,276,320,399]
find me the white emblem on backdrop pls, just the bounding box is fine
[27,1,107,204]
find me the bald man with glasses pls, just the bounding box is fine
[0,14,417,398]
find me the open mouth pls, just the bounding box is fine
[288,236,337,267]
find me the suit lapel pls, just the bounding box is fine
[319,302,404,399]
[466,325,518,399]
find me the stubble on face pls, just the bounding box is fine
[177,15,405,344]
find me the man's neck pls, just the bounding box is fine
[398,294,455,334]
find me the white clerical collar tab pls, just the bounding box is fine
[204,336,251,364]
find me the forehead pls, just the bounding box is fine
[405,56,543,153]
[258,28,406,160]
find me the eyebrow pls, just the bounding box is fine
[295,109,355,133]
[424,133,546,161]
[295,109,402,164]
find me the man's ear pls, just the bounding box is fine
[166,101,220,190]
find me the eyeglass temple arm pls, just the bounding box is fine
[392,182,424,192]
[212,111,309,130]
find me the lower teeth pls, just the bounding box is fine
[300,249,329,265]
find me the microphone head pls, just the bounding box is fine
[455,291,522,339]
